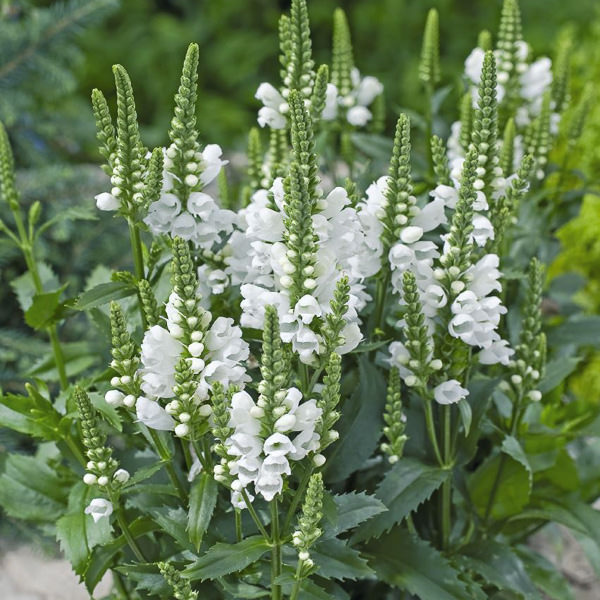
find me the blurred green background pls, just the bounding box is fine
[3,0,598,165]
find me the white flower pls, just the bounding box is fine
[322,83,339,120]
[347,105,372,126]
[336,321,362,354]
[294,295,322,324]
[434,380,469,405]
[520,57,552,101]
[85,498,113,523]
[478,338,514,365]
[464,47,485,84]
[140,325,181,398]
[200,144,228,186]
[356,76,384,106]
[256,82,287,129]
[467,254,502,298]
[95,192,120,211]
[400,226,424,245]
[135,396,175,430]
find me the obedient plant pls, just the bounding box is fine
[1,1,599,599]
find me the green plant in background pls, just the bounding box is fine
[1,1,600,600]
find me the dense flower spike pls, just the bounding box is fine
[381,368,407,463]
[431,135,451,185]
[138,278,161,327]
[158,562,198,600]
[91,88,117,176]
[75,387,127,490]
[220,306,322,505]
[419,8,441,87]
[381,114,415,255]
[315,352,341,457]
[292,472,324,566]
[504,258,545,404]
[0,123,19,212]
[470,50,499,195]
[331,8,354,97]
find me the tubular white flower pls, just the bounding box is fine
[95,192,120,211]
[84,498,113,523]
[434,380,469,405]
[135,396,175,430]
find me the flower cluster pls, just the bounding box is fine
[214,307,321,506]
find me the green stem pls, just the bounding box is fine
[290,561,304,600]
[441,405,452,549]
[235,509,243,542]
[21,243,69,390]
[271,500,282,600]
[111,569,132,600]
[112,498,146,562]
[423,400,444,466]
[299,362,310,396]
[483,395,522,525]
[241,489,269,539]
[64,435,86,467]
[128,220,147,330]
[147,428,187,500]
[283,466,313,534]
[371,269,391,338]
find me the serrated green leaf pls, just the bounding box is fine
[114,563,171,596]
[351,457,449,543]
[85,517,159,593]
[468,453,530,520]
[56,482,112,576]
[0,453,70,522]
[366,530,471,599]
[0,391,63,440]
[460,541,541,599]
[325,357,387,483]
[90,391,122,432]
[323,491,387,539]
[75,281,135,310]
[150,506,191,549]
[501,435,532,487]
[311,538,373,580]
[36,205,98,237]
[188,472,218,551]
[11,263,59,312]
[184,536,270,581]
[24,285,68,329]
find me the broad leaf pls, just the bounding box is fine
[352,457,449,543]
[501,436,532,486]
[538,357,582,393]
[322,491,387,538]
[188,472,218,550]
[0,453,70,522]
[84,517,159,593]
[468,453,530,520]
[325,357,387,482]
[311,538,373,580]
[150,506,191,549]
[75,281,135,310]
[56,482,112,576]
[547,315,600,348]
[184,536,270,581]
[367,529,471,599]
[24,285,67,329]
[114,563,171,595]
[460,541,541,599]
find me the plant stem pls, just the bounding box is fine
[147,428,187,500]
[441,405,452,549]
[64,435,86,467]
[113,498,146,562]
[483,396,522,525]
[271,500,282,600]
[423,400,444,466]
[16,212,69,390]
[283,466,313,533]
[235,509,243,542]
[241,489,269,539]
[371,269,391,338]
[290,561,304,600]
[299,362,310,396]
[128,220,147,330]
